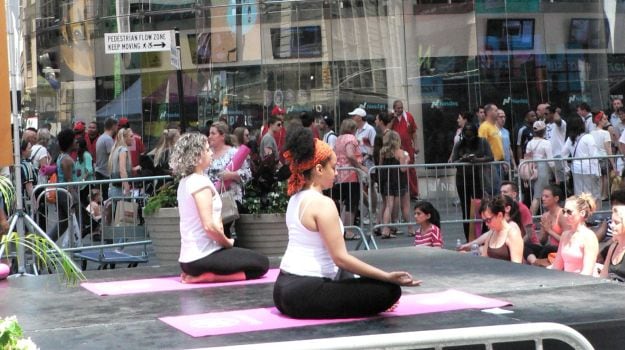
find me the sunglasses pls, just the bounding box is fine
[562,208,575,216]
[482,216,495,224]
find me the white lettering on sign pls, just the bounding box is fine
[105,31,172,54]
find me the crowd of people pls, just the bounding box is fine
[3,98,625,317]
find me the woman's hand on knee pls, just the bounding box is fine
[387,271,421,286]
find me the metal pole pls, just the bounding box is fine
[174,27,185,132]
[6,0,27,273]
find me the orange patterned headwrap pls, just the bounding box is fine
[283,139,334,196]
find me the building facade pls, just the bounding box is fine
[21,0,625,162]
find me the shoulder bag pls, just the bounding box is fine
[220,182,239,224]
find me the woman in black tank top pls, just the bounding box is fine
[600,205,625,281]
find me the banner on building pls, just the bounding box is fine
[0,2,13,166]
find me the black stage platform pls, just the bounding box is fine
[0,247,622,349]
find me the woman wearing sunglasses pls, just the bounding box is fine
[548,193,599,276]
[475,196,524,263]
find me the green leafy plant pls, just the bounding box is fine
[243,180,288,214]
[0,316,38,349]
[143,179,179,216]
[242,154,290,214]
[1,231,86,286]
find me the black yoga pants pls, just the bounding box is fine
[179,247,269,279]
[273,271,401,319]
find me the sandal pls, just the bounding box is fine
[381,233,397,239]
[373,228,382,236]
[344,232,362,241]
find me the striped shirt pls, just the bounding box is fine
[414,225,443,248]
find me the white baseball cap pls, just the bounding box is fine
[348,107,367,117]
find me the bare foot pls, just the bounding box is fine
[179,271,246,284]
[532,258,550,267]
[386,301,399,312]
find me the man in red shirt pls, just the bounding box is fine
[85,121,100,162]
[390,100,419,198]
[260,106,287,158]
[117,117,145,174]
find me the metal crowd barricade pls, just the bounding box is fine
[325,166,373,250]
[517,154,621,219]
[31,175,172,270]
[204,322,594,350]
[368,161,511,242]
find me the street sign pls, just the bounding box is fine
[170,40,181,70]
[105,31,172,54]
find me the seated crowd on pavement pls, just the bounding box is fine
[4,98,625,282]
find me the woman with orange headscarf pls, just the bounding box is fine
[273,127,420,319]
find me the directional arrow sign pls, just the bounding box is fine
[105,31,172,54]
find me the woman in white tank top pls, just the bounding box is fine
[273,127,420,319]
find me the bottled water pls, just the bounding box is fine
[471,243,480,256]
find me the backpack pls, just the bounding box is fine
[518,143,538,182]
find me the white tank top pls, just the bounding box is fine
[280,190,340,279]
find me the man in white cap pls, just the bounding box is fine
[349,107,376,168]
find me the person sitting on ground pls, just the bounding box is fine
[594,190,625,263]
[473,196,524,263]
[413,201,443,248]
[525,185,567,266]
[87,190,102,222]
[500,181,534,241]
[273,126,420,319]
[548,193,599,276]
[600,204,625,282]
[170,132,269,284]
[458,195,523,256]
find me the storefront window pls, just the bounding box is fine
[20,0,624,163]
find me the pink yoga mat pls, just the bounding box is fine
[159,289,511,337]
[81,269,280,296]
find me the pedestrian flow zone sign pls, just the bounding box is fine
[105,31,172,54]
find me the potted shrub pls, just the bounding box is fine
[236,156,290,256]
[0,316,38,349]
[142,179,180,266]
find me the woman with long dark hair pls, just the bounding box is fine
[477,196,524,263]
[273,127,420,319]
[450,123,493,241]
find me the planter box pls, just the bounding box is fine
[235,213,288,257]
[144,207,180,266]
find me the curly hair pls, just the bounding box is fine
[567,193,596,219]
[57,129,75,152]
[285,126,315,164]
[169,132,208,177]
